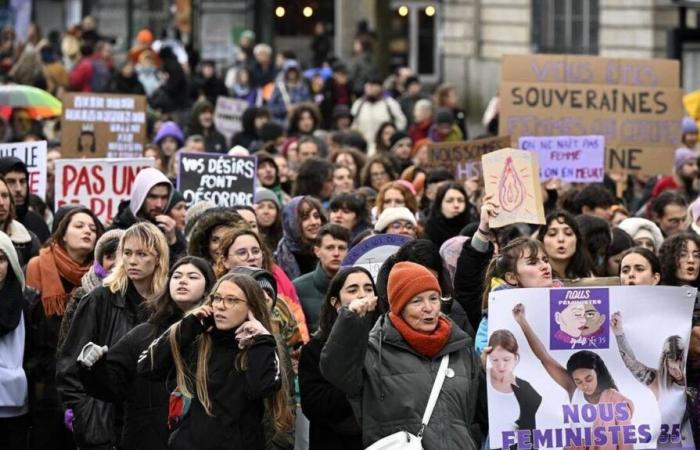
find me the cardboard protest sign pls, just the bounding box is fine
[177,152,257,207]
[0,141,47,199]
[61,93,147,159]
[517,135,605,183]
[214,96,248,141]
[500,54,684,175]
[486,285,695,450]
[482,148,545,227]
[425,135,511,181]
[54,158,154,224]
[341,234,410,281]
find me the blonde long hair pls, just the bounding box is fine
[167,273,294,432]
[103,222,169,298]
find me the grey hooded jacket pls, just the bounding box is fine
[320,309,486,450]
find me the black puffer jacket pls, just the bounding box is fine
[110,200,186,268]
[78,312,183,450]
[320,310,487,450]
[56,283,149,449]
[453,235,494,332]
[299,337,362,450]
[137,314,282,450]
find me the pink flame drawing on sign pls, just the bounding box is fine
[498,156,525,212]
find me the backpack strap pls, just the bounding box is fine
[417,353,450,437]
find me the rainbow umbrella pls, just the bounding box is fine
[0,84,62,119]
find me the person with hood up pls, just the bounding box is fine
[0,157,50,243]
[424,182,473,248]
[149,46,188,113]
[186,207,245,265]
[0,232,38,449]
[74,256,216,450]
[231,106,271,150]
[617,217,665,253]
[276,196,327,280]
[0,177,40,266]
[110,167,186,267]
[268,60,312,124]
[320,261,485,449]
[185,99,228,153]
[190,60,229,106]
[153,120,185,170]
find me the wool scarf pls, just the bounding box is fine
[28,243,92,317]
[388,313,452,359]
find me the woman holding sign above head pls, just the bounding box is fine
[512,303,634,450]
[611,312,691,447]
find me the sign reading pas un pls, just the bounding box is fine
[177,152,257,207]
[499,54,684,176]
[486,286,695,450]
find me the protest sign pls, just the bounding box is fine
[177,152,257,207]
[482,148,545,227]
[0,140,47,199]
[214,96,248,140]
[54,158,154,224]
[500,54,684,175]
[341,234,410,281]
[517,135,605,183]
[61,93,147,159]
[486,285,696,450]
[425,135,511,181]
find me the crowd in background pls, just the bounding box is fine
[1,15,700,450]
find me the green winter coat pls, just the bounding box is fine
[320,308,486,450]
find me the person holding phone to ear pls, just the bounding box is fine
[137,273,294,450]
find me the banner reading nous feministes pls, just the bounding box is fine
[0,140,47,199]
[54,158,154,224]
[486,286,696,450]
[177,152,257,207]
[517,135,605,183]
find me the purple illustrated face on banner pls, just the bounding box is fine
[550,288,609,350]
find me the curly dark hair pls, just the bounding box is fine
[659,232,700,287]
[287,102,321,136]
[293,157,333,199]
[360,154,398,189]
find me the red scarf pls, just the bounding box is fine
[388,313,452,358]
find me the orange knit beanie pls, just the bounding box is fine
[387,261,441,315]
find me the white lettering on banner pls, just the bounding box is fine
[0,141,47,199]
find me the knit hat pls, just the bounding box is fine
[435,108,454,125]
[229,266,277,308]
[129,168,172,217]
[167,190,185,213]
[617,217,664,252]
[94,229,125,264]
[136,29,154,45]
[374,206,416,232]
[387,261,441,315]
[388,131,411,154]
[255,187,280,208]
[674,147,696,172]
[332,104,352,120]
[682,117,699,135]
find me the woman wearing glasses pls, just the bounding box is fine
[138,273,294,450]
[373,206,417,239]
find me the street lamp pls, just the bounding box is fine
[275,6,285,17]
[303,6,313,17]
[398,6,409,17]
[425,6,436,16]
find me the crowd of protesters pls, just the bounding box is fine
[2,15,700,450]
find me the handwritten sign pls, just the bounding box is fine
[54,158,154,224]
[214,96,248,141]
[482,148,545,227]
[487,286,695,450]
[500,54,684,175]
[61,93,147,159]
[517,135,604,183]
[177,152,257,207]
[425,135,511,181]
[0,140,47,199]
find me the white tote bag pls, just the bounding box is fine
[365,354,450,450]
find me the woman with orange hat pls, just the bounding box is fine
[320,261,485,449]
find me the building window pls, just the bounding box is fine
[532,0,599,54]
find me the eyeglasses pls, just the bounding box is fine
[232,247,262,259]
[389,221,415,232]
[211,295,248,309]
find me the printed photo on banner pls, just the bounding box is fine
[54,158,155,224]
[177,152,257,207]
[517,135,605,183]
[0,140,47,199]
[486,285,695,450]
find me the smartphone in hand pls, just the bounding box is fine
[202,315,216,331]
